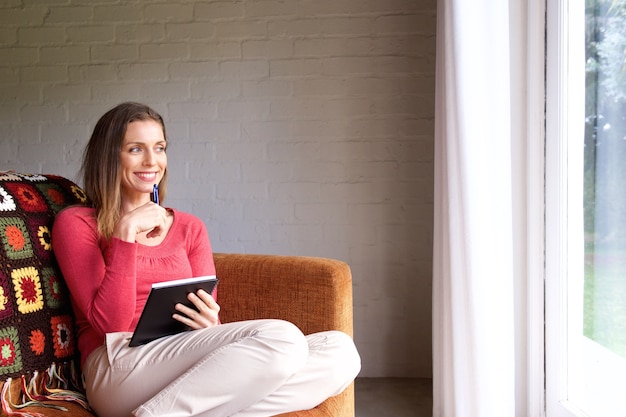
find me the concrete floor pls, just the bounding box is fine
[355,378,432,417]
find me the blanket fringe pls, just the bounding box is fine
[1,362,90,415]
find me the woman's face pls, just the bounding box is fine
[119,120,167,204]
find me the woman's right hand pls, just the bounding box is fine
[113,202,169,242]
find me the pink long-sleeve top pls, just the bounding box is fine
[52,206,216,365]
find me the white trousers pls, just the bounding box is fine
[82,319,361,417]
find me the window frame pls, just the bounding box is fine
[545,0,587,415]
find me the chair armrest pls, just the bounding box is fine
[213,253,356,417]
[213,253,354,337]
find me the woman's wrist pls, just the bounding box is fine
[112,221,137,243]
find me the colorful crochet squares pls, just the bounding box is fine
[0,327,23,375]
[0,172,85,378]
[0,217,34,261]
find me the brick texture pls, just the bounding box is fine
[0,0,436,378]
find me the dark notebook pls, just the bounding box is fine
[128,275,219,347]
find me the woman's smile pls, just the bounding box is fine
[134,172,160,182]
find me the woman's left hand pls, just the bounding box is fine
[173,289,220,329]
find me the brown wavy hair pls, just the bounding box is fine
[80,102,168,240]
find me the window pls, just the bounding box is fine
[584,0,626,359]
[546,0,626,415]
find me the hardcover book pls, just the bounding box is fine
[129,275,219,347]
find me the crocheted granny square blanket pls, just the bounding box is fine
[0,172,87,382]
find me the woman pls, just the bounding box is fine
[52,102,360,417]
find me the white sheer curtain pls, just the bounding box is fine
[432,0,545,416]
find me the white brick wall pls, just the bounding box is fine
[0,0,435,378]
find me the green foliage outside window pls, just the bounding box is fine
[584,0,626,357]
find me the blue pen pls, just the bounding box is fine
[151,184,159,205]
